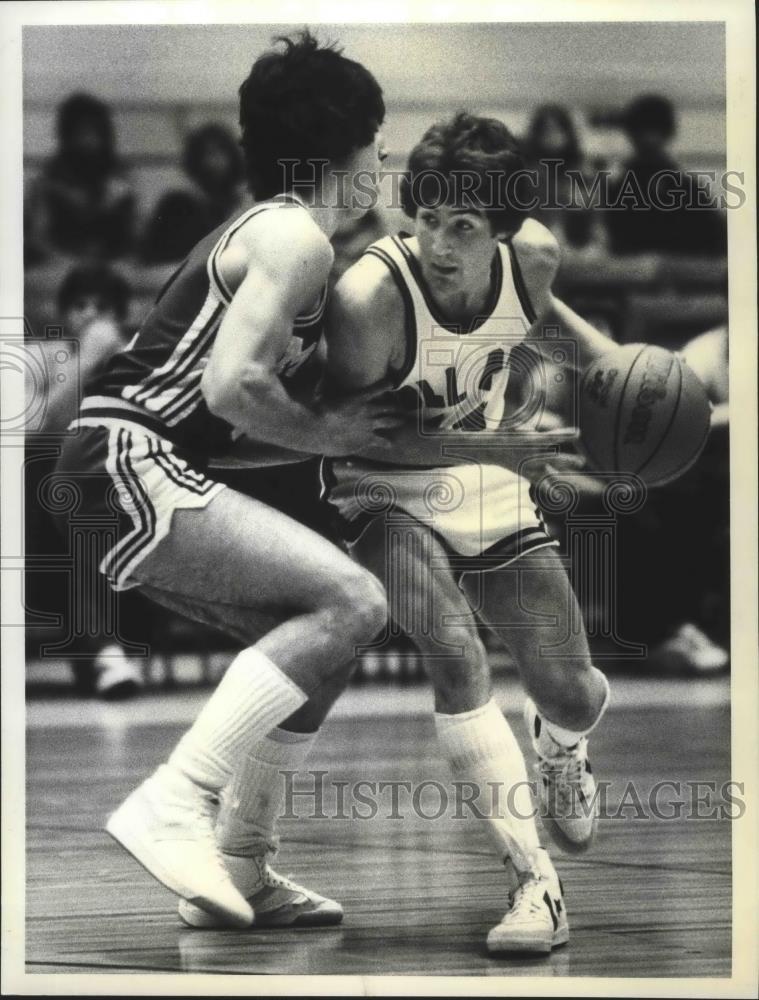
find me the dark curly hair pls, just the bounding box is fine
[54,92,118,173]
[57,264,131,322]
[238,30,385,199]
[623,94,677,141]
[400,112,528,234]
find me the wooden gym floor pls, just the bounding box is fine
[25,676,731,979]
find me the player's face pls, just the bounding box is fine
[415,205,501,295]
[335,132,388,218]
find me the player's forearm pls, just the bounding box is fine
[545,298,614,372]
[354,422,522,470]
[202,363,326,453]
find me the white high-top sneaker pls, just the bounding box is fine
[524,698,599,853]
[106,765,253,928]
[487,849,569,955]
[178,852,343,929]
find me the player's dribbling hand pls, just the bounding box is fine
[315,380,406,456]
[499,427,587,483]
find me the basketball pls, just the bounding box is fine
[580,344,712,487]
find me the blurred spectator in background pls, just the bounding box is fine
[25,264,149,699]
[25,93,135,263]
[605,94,727,258]
[615,324,729,673]
[523,104,605,251]
[139,123,245,264]
[41,264,132,431]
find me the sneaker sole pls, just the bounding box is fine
[106,810,253,929]
[487,925,569,955]
[178,897,343,930]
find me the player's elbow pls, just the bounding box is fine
[200,365,235,421]
[201,360,274,424]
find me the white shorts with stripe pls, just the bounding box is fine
[54,416,226,591]
[322,458,557,574]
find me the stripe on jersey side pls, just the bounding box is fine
[101,428,157,587]
[363,246,418,386]
[123,292,222,407]
[506,241,538,325]
[132,304,223,423]
[147,324,222,423]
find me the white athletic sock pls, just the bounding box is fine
[540,673,611,749]
[217,726,318,856]
[435,698,541,876]
[168,648,307,792]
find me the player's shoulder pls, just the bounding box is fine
[332,237,405,321]
[511,218,562,270]
[509,219,561,307]
[230,201,334,276]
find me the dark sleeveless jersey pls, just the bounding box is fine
[84,195,327,459]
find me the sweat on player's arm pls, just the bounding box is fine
[324,250,586,477]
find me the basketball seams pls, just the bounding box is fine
[613,345,648,472]
[646,407,712,487]
[635,353,683,478]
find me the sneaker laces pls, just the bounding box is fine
[507,878,546,919]
[540,743,589,810]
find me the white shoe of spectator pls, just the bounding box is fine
[655,624,729,674]
[94,643,144,700]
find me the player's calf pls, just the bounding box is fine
[524,676,610,854]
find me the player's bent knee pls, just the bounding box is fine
[525,660,605,729]
[326,566,388,645]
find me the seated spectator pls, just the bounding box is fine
[25,93,135,262]
[140,123,245,264]
[523,104,603,250]
[25,264,148,698]
[605,94,726,257]
[39,264,132,432]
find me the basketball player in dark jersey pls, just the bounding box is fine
[322,113,617,954]
[53,33,399,929]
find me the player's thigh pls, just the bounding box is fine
[138,581,283,647]
[352,515,484,658]
[460,545,592,664]
[133,485,381,614]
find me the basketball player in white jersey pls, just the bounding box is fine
[322,113,615,954]
[54,33,400,929]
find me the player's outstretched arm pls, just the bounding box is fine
[514,219,614,372]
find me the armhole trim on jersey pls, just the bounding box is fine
[293,283,328,328]
[506,240,538,325]
[364,246,418,387]
[206,202,284,306]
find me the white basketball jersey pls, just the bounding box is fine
[364,234,537,431]
[324,234,557,561]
